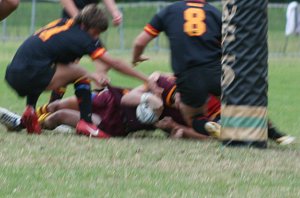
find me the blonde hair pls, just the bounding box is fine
[74,4,108,32]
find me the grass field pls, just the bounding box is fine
[0,39,300,197]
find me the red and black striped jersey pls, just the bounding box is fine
[144,0,221,75]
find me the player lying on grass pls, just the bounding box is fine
[39,73,219,139]
[120,72,296,145]
[4,5,158,136]
[0,72,213,139]
[133,0,222,137]
[0,73,295,144]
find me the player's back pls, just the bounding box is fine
[154,1,221,74]
[92,86,128,136]
[11,19,99,69]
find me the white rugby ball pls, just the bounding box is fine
[136,102,159,124]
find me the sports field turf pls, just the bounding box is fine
[0,40,300,197]
[1,2,300,196]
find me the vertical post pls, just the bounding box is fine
[2,19,7,41]
[118,6,124,50]
[30,0,36,34]
[221,0,268,148]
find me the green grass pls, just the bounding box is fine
[0,40,300,197]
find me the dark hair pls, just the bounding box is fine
[74,4,108,32]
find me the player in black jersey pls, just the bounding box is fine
[5,5,155,136]
[61,0,122,26]
[50,0,122,106]
[0,0,19,21]
[133,0,222,133]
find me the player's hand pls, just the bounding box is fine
[155,117,176,130]
[132,55,149,67]
[89,73,110,88]
[112,11,123,26]
[146,79,163,97]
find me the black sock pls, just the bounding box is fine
[192,115,209,136]
[26,94,39,109]
[268,127,285,140]
[268,121,285,140]
[49,87,66,103]
[74,78,92,123]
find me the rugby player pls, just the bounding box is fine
[61,0,122,26]
[0,73,295,144]
[121,72,295,144]
[5,5,157,136]
[132,0,222,134]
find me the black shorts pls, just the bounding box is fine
[176,66,221,108]
[5,63,56,97]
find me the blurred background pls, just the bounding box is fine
[0,0,299,56]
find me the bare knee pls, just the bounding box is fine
[5,0,19,11]
[44,110,68,129]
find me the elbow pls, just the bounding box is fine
[7,0,19,11]
[120,95,130,106]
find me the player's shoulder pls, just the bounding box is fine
[204,2,221,15]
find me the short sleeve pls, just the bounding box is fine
[87,39,107,60]
[144,7,168,37]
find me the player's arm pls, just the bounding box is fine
[60,0,79,18]
[0,0,19,21]
[156,117,210,140]
[132,31,154,66]
[46,96,79,113]
[94,52,149,82]
[121,86,163,109]
[102,0,122,26]
[132,8,165,66]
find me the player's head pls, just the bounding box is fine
[75,4,108,35]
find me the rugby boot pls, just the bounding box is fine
[76,119,110,138]
[21,106,42,134]
[204,121,221,139]
[0,107,23,132]
[276,135,296,145]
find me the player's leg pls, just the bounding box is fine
[49,86,67,103]
[37,96,79,118]
[5,63,56,134]
[0,0,19,21]
[42,109,109,138]
[268,120,295,145]
[176,68,221,138]
[0,107,22,131]
[46,63,100,136]
[42,109,100,129]
[21,94,42,134]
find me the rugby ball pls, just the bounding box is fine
[136,102,159,124]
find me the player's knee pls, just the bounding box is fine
[6,0,19,10]
[49,110,67,124]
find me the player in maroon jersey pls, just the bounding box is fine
[0,72,295,144]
